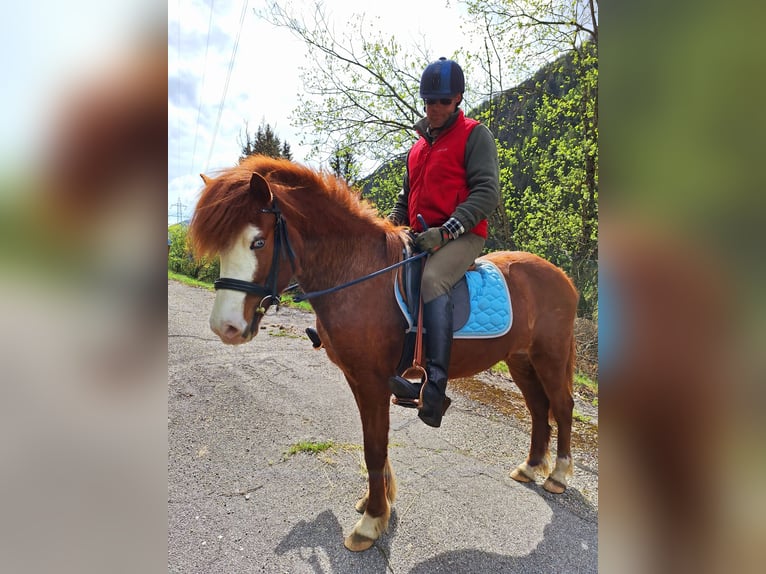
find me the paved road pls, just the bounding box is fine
[168,280,598,573]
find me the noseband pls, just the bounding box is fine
[214,199,296,338]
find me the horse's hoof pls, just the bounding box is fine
[344,532,375,552]
[510,466,535,483]
[354,495,368,513]
[543,477,567,494]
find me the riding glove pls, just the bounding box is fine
[414,227,450,253]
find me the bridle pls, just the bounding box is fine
[213,199,296,338]
[212,197,429,339]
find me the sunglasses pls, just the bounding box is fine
[424,98,454,106]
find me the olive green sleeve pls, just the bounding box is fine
[388,155,411,226]
[452,124,501,231]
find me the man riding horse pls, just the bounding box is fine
[387,57,501,427]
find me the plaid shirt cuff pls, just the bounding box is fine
[442,217,465,240]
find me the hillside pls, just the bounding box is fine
[359,44,598,319]
[361,46,594,217]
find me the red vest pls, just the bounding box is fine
[407,112,488,238]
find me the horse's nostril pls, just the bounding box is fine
[222,323,241,340]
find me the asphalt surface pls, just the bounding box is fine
[168,279,598,573]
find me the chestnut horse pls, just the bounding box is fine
[189,155,578,552]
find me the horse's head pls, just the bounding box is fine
[190,169,299,345]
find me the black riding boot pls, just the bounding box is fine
[418,293,453,428]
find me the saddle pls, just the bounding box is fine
[387,247,513,411]
[305,245,513,406]
[392,249,513,375]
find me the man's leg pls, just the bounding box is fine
[417,233,484,427]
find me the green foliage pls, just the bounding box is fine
[574,372,598,392]
[573,411,592,424]
[256,0,598,320]
[490,361,510,375]
[508,44,599,317]
[329,144,360,184]
[167,271,214,291]
[167,223,219,283]
[360,158,407,216]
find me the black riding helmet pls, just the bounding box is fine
[419,57,465,99]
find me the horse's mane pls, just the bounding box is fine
[189,155,403,262]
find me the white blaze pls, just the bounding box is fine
[209,224,261,338]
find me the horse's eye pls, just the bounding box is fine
[250,238,266,250]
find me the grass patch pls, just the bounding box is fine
[573,372,598,408]
[574,372,598,392]
[573,411,592,424]
[268,327,302,339]
[283,440,335,459]
[490,361,509,375]
[167,270,314,312]
[282,295,313,312]
[282,440,364,464]
[168,270,214,290]
[491,362,598,395]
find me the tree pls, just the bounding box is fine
[463,0,598,100]
[281,141,293,161]
[238,119,293,162]
[259,0,598,318]
[259,1,436,167]
[464,1,598,317]
[329,144,360,184]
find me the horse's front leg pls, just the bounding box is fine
[344,379,397,552]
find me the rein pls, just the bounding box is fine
[213,197,427,334]
[288,215,431,302]
[288,251,427,302]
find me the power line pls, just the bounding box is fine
[191,0,215,173]
[206,0,249,171]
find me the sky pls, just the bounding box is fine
[168,0,470,226]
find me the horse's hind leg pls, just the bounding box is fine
[507,354,553,483]
[529,343,575,493]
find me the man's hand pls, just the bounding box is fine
[414,227,450,253]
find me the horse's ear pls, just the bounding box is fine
[199,173,210,184]
[249,172,273,204]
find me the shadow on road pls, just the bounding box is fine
[275,484,596,573]
[275,508,400,573]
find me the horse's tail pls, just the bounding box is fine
[548,327,576,424]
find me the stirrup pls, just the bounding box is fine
[388,365,427,409]
[389,377,421,408]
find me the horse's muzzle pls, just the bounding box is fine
[211,316,259,345]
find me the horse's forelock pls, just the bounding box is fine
[189,170,259,257]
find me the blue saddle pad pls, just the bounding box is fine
[394,260,513,339]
